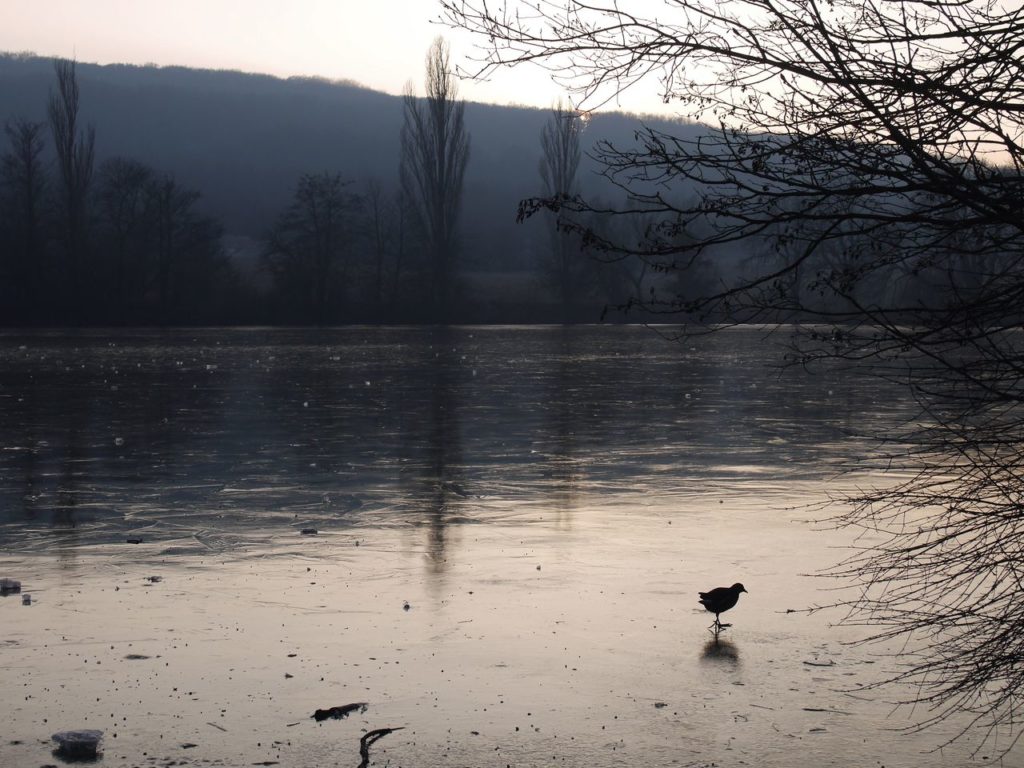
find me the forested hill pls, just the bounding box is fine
[0,53,699,262]
[0,53,715,324]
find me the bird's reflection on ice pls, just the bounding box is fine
[701,636,740,666]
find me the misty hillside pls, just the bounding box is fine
[0,53,704,275]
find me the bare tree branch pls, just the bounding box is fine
[444,0,1024,747]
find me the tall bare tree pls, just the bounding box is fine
[400,37,470,321]
[1,118,48,320]
[48,58,95,318]
[443,0,1024,745]
[539,101,583,317]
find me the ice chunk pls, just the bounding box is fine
[52,729,103,759]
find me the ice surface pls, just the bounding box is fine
[0,327,1013,768]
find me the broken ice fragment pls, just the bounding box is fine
[52,729,103,759]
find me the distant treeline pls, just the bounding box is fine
[0,55,694,326]
[0,59,460,325]
[1,62,241,326]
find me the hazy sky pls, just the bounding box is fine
[0,0,659,112]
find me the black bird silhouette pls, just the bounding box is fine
[698,583,747,632]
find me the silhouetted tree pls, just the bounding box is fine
[445,0,1024,745]
[539,101,584,318]
[389,188,413,317]
[400,37,470,321]
[0,118,48,322]
[577,196,648,310]
[357,180,417,320]
[363,178,389,317]
[145,174,224,323]
[263,172,362,323]
[48,58,95,320]
[95,157,154,323]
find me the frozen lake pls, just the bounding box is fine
[0,326,1016,766]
